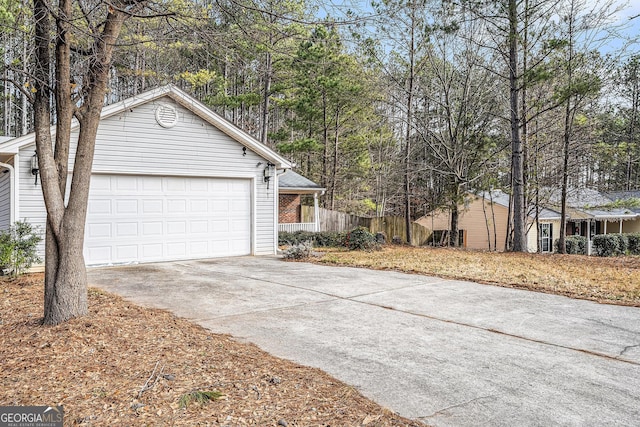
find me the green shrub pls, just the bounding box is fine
[282,240,313,260]
[279,230,346,247]
[554,235,587,255]
[313,231,347,247]
[627,233,640,255]
[614,233,628,254]
[0,220,42,277]
[343,227,379,251]
[592,234,628,257]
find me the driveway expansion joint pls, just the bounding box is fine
[182,265,640,367]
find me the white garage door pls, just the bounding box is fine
[84,175,252,265]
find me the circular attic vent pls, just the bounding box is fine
[155,104,178,128]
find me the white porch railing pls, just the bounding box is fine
[279,222,317,232]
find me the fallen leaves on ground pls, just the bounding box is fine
[317,246,640,306]
[0,274,424,426]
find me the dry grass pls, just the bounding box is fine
[317,246,640,306]
[0,274,423,426]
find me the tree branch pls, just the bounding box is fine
[0,77,35,104]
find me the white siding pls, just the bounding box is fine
[17,150,47,256]
[0,168,11,231]
[19,96,277,260]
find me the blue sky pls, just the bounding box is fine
[315,0,639,57]
[608,1,640,56]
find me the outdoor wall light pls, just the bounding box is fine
[31,152,39,185]
[263,162,275,189]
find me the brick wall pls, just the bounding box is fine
[279,194,301,223]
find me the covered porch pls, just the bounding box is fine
[566,210,638,255]
[278,170,325,233]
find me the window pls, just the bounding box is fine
[539,223,553,253]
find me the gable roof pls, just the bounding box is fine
[546,187,638,221]
[477,190,562,220]
[605,190,640,214]
[279,170,325,194]
[0,85,293,169]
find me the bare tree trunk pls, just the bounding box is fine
[509,0,527,252]
[35,0,128,325]
[321,91,329,206]
[482,194,492,251]
[490,191,498,251]
[449,203,459,247]
[449,181,460,247]
[260,50,272,146]
[404,1,416,245]
[558,1,576,255]
[559,100,572,254]
[330,108,340,210]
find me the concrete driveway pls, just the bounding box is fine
[88,256,640,426]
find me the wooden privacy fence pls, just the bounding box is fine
[369,216,432,247]
[301,206,431,246]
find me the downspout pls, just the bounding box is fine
[0,161,16,225]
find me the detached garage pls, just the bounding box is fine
[0,85,292,265]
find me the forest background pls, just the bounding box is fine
[2,0,639,249]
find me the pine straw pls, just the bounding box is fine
[0,274,423,426]
[317,246,640,306]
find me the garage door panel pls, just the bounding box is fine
[116,245,138,261]
[142,243,163,258]
[212,220,229,232]
[189,179,208,192]
[232,219,250,232]
[116,175,138,191]
[116,199,138,214]
[167,199,187,214]
[87,246,111,264]
[167,242,187,257]
[190,241,208,255]
[143,199,163,213]
[142,221,163,236]
[116,222,137,237]
[190,199,208,212]
[211,180,230,192]
[190,220,208,233]
[141,178,162,192]
[91,175,112,191]
[85,175,252,265]
[89,199,112,215]
[88,223,112,238]
[167,221,187,234]
[232,237,250,248]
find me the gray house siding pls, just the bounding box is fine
[0,168,11,231]
[17,95,277,259]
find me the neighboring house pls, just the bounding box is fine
[540,188,640,253]
[0,85,293,265]
[415,191,560,252]
[278,170,325,233]
[417,187,640,254]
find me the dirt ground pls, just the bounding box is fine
[0,274,424,426]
